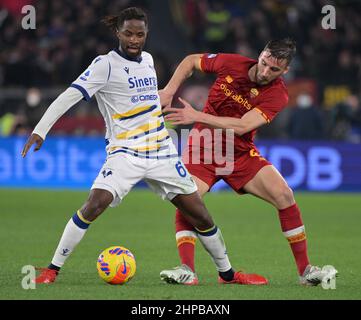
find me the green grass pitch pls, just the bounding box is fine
[0,189,360,300]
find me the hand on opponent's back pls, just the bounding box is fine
[163,97,200,126]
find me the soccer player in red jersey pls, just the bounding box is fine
[159,39,337,286]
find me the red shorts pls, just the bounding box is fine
[183,147,271,194]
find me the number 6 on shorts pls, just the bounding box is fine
[175,161,187,177]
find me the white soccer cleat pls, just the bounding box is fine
[160,264,199,285]
[299,264,338,286]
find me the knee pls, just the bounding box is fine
[192,203,214,230]
[198,213,214,230]
[172,193,214,230]
[274,184,295,209]
[81,197,109,221]
[184,203,214,231]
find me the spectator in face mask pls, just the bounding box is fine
[288,93,323,140]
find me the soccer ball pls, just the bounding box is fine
[97,246,136,285]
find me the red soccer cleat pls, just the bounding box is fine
[218,270,268,285]
[33,268,59,284]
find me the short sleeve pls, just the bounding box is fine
[71,56,111,101]
[200,53,227,74]
[255,86,289,123]
[200,53,244,77]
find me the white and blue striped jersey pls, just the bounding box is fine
[71,49,177,159]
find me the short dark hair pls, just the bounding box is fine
[102,7,148,33]
[263,38,296,65]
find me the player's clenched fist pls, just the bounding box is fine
[21,133,44,158]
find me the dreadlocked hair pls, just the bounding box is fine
[102,7,148,33]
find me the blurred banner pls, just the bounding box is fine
[0,137,360,191]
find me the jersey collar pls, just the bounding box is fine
[113,47,142,63]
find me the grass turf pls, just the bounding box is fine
[0,189,360,300]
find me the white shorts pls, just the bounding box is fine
[91,153,198,207]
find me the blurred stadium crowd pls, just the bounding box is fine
[0,0,360,142]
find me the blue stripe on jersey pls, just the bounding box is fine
[124,145,169,153]
[106,136,169,147]
[70,84,91,101]
[72,212,90,229]
[117,105,158,121]
[109,145,169,156]
[109,148,178,160]
[129,122,165,140]
[155,135,170,143]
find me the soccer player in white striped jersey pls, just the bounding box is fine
[21,7,267,285]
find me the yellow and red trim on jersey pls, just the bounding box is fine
[254,107,270,123]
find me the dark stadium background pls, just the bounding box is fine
[0,0,361,301]
[0,0,360,191]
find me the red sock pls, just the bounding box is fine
[278,203,310,275]
[175,209,197,272]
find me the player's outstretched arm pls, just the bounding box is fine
[165,97,268,136]
[21,87,83,158]
[159,54,203,109]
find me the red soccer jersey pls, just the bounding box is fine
[189,53,288,157]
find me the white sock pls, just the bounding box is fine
[197,226,232,272]
[51,211,90,268]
